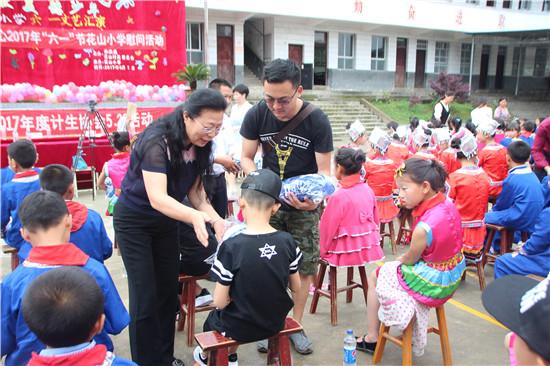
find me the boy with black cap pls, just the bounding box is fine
[483,273,550,366]
[194,169,302,366]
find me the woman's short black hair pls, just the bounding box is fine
[7,139,37,168]
[263,59,301,88]
[40,164,73,196]
[112,131,130,151]
[18,191,69,233]
[335,147,366,175]
[22,267,104,348]
[399,158,448,193]
[233,83,249,98]
[507,140,531,164]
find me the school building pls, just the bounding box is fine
[184,0,550,95]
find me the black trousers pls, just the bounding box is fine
[204,173,228,218]
[114,201,179,366]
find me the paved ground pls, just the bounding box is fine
[2,190,511,366]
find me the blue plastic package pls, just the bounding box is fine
[280,174,336,204]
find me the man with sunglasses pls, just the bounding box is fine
[240,58,333,355]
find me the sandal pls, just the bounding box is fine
[355,335,377,354]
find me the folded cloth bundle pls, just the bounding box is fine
[280,174,336,204]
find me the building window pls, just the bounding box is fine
[518,0,531,9]
[417,40,428,50]
[486,0,495,6]
[466,0,479,4]
[186,23,204,64]
[434,42,449,73]
[502,0,511,8]
[512,47,525,76]
[534,48,548,77]
[543,0,550,11]
[460,43,472,74]
[338,33,355,69]
[371,36,387,71]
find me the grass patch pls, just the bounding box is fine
[370,98,475,125]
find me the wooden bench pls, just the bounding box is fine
[373,305,452,366]
[380,221,396,254]
[194,317,303,366]
[2,244,19,271]
[396,208,413,246]
[309,259,368,326]
[482,224,530,268]
[177,273,216,346]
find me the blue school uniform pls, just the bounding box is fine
[18,202,113,263]
[27,341,137,366]
[1,243,129,366]
[485,165,544,251]
[0,166,15,185]
[495,177,550,278]
[0,171,41,251]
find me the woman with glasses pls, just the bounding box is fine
[114,88,227,366]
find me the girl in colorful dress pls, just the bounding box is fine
[364,128,400,227]
[98,131,131,215]
[434,128,460,174]
[448,133,490,259]
[410,128,438,161]
[477,120,508,198]
[319,148,383,267]
[387,125,410,166]
[356,158,465,356]
[343,119,367,149]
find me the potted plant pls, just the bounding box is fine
[172,63,210,93]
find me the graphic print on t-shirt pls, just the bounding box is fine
[259,243,277,260]
[261,132,312,179]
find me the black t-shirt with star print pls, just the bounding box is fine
[210,230,302,342]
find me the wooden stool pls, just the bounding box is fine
[2,244,19,271]
[194,317,303,366]
[373,305,452,366]
[309,259,368,326]
[463,256,486,290]
[177,273,216,346]
[396,208,413,246]
[72,167,97,200]
[380,221,396,254]
[481,224,513,267]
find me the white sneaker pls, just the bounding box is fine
[195,288,213,307]
[193,346,207,366]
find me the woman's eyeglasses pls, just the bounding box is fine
[264,88,298,107]
[194,118,222,134]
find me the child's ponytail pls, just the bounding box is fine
[112,131,130,151]
[335,147,366,175]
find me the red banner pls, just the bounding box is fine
[0,106,174,138]
[0,0,186,88]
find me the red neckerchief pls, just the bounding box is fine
[412,192,446,220]
[521,132,532,138]
[339,173,363,188]
[26,244,89,266]
[27,344,107,366]
[66,201,88,232]
[111,152,130,159]
[14,170,39,178]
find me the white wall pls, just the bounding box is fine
[272,18,315,64]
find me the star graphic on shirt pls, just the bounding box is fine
[259,243,277,260]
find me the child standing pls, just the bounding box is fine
[448,133,490,259]
[98,131,131,216]
[356,159,465,355]
[477,120,508,198]
[320,148,383,266]
[194,169,302,366]
[1,191,129,366]
[1,139,41,260]
[22,267,136,365]
[363,129,400,226]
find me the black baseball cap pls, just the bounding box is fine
[241,169,281,202]
[482,274,550,362]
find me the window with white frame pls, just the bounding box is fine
[434,42,449,73]
[338,33,355,69]
[371,36,387,71]
[460,43,472,74]
[518,0,531,9]
[186,23,204,64]
[534,48,548,77]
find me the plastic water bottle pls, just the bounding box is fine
[343,329,357,366]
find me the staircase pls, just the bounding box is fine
[312,100,383,146]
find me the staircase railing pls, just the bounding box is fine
[244,44,264,80]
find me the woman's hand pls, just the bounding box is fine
[191,211,212,247]
[212,218,226,242]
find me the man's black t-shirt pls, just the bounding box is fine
[240,100,333,180]
[210,231,302,342]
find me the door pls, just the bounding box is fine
[495,46,506,90]
[395,38,407,88]
[217,24,234,83]
[414,51,426,88]
[314,31,327,85]
[479,45,490,89]
[288,44,303,67]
